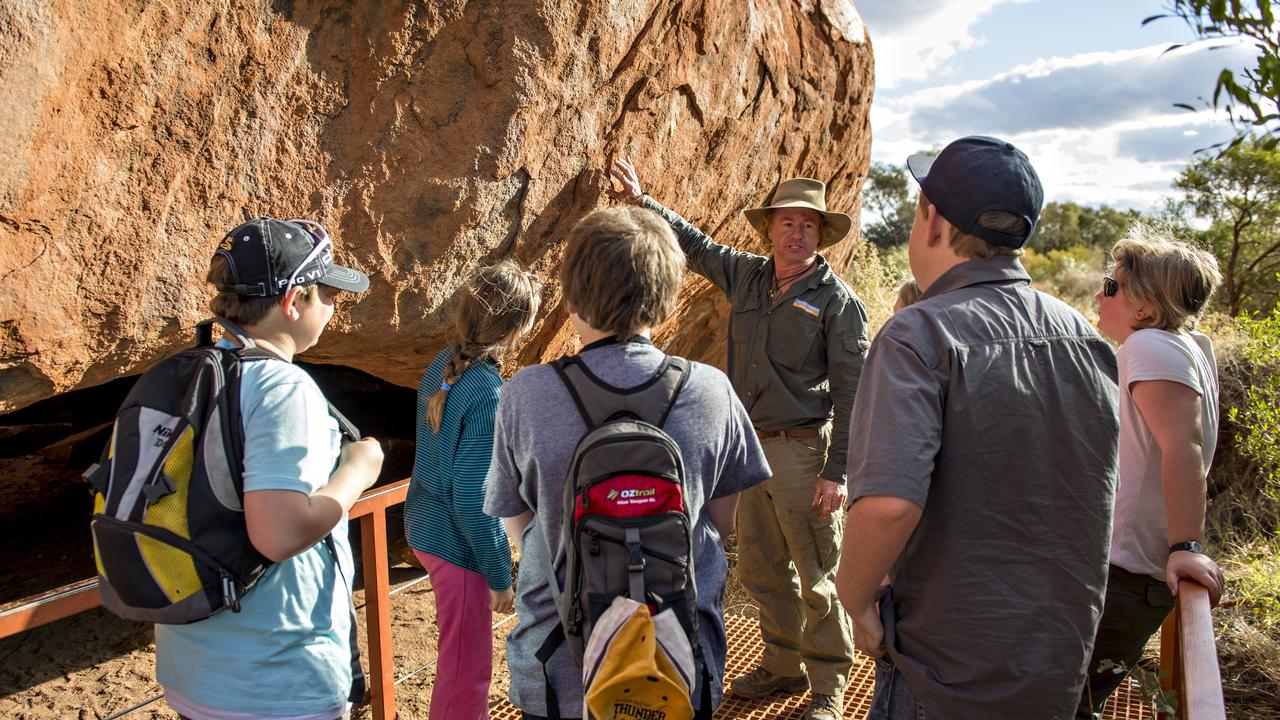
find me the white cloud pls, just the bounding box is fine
[871,40,1249,210]
[861,0,1030,88]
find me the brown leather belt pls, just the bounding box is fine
[755,427,820,440]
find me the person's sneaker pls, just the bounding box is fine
[803,691,844,720]
[729,666,809,699]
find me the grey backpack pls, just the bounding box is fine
[535,352,699,718]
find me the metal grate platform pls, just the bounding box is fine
[489,614,1154,719]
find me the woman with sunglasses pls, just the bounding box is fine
[1077,224,1225,718]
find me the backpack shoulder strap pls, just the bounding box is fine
[196,317,257,349]
[552,354,690,428]
[196,317,360,440]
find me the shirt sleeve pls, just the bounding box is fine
[711,372,772,498]
[820,292,870,483]
[240,369,339,495]
[639,194,760,295]
[484,382,532,519]
[1123,331,1203,395]
[846,325,941,509]
[455,397,514,591]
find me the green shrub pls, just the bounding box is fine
[1227,308,1280,502]
[845,240,907,336]
[1022,245,1107,314]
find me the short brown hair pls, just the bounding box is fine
[1109,223,1221,333]
[561,207,684,338]
[206,254,315,325]
[918,193,1025,259]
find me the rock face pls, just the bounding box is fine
[0,0,874,412]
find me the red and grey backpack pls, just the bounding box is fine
[534,352,700,718]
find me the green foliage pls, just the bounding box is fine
[1021,245,1107,312]
[1227,305,1280,498]
[1031,202,1144,253]
[1175,137,1280,315]
[1149,1,1280,144]
[1095,659,1178,715]
[844,239,907,336]
[861,161,917,249]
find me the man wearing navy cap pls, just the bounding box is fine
[834,137,1120,719]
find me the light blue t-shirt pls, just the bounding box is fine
[155,350,354,718]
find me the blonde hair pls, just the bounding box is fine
[427,260,543,432]
[1109,223,1221,333]
[560,206,684,338]
[918,193,1026,259]
[894,278,922,311]
[206,254,316,325]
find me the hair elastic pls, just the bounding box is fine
[439,382,451,392]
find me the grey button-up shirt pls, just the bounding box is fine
[847,256,1119,719]
[642,196,869,483]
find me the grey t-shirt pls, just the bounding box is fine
[847,257,1119,719]
[485,339,771,717]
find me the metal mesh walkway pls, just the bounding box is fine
[490,614,1155,719]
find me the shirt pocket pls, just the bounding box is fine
[729,295,762,347]
[769,308,821,370]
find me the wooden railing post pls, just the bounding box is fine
[346,479,409,719]
[360,501,397,720]
[1159,580,1226,720]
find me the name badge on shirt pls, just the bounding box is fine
[792,298,821,318]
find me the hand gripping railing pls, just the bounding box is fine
[0,478,411,720]
[1159,579,1226,719]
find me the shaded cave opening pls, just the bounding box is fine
[0,363,417,605]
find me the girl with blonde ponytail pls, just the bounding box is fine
[404,260,542,720]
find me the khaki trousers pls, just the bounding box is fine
[736,428,854,695]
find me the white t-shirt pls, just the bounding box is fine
[1110,329,1219,579]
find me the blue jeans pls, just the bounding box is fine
[869,655,928,720]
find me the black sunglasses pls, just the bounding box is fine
[1102,275,1119,297]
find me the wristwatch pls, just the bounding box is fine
[1169,540,1205,555]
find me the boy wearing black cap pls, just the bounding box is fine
[834,137,1120,719]
[155,218,383,720]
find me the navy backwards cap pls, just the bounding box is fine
[214,217,369,298]
[906,136,1044,248]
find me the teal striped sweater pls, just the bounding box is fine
[404,347,512,590]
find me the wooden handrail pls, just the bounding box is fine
[0,478,412,720]
[1159,580,1226,720]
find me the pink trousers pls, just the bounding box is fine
[414,550,494,720]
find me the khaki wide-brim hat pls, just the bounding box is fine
[741,177,853,249]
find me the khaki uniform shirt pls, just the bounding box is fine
[847,256,1119,719]
[642,196,869,482]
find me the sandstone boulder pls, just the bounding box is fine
[0,0,874,412]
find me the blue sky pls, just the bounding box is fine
[859,0,1255,211]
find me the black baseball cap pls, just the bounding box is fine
[214,217,369,298]
[906,136,1044,248]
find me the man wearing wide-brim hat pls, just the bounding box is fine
[609,158,867,720]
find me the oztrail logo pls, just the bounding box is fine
[617,487,656,499]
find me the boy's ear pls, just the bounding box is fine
[925,204,947,248]
[281,287,305,321]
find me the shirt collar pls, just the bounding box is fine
[765,254,835,288]
[580,334,655,353]
[919,255,1031,301]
